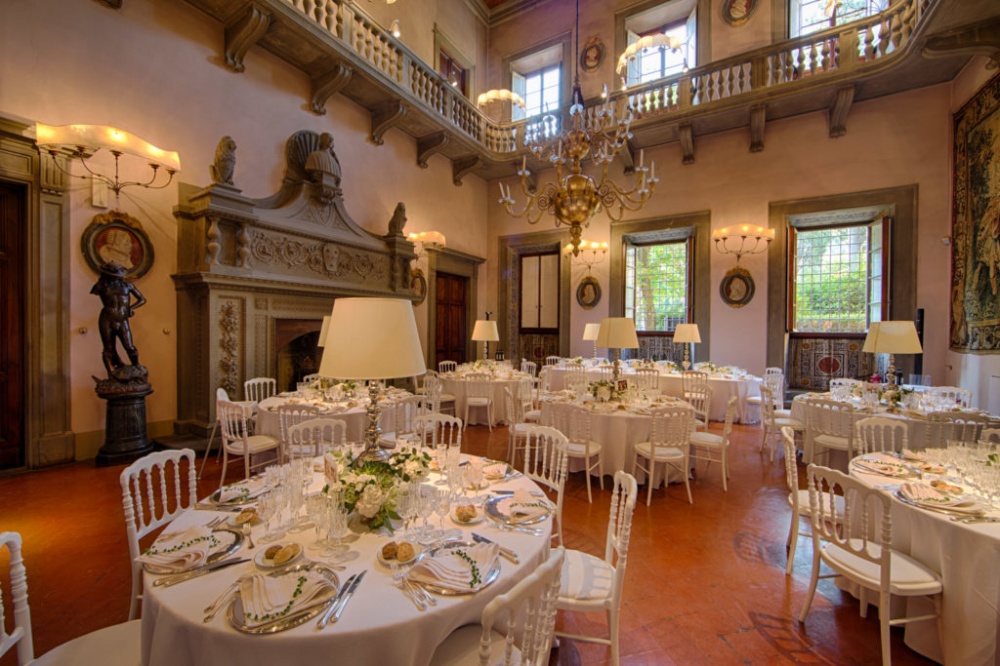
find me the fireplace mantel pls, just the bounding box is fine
[172,130,417,437]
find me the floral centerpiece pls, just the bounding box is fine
[328,447,431,532]
[658,360,679,373]
[570,356,585,365]
[694,361,718,373]
[589,380,624,403]
[879,386,914,410]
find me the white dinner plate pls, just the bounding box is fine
[254,544,304,569]
[376,541,423,567]
[450,505,485,526]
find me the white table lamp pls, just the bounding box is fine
[673,323,701,370]
[596,317,639,384]
[583,322,602,360]
[319,297,426,462]
[317,315,331,347]
[472,319,500,361]
[862,320,922,387]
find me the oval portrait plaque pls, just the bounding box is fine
[720,266,755,308]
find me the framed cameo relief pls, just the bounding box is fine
[579,37,605,74]
[721,0,759,27]
[720,266,755,308]
[81,211,154,279]
[411,269,428,305]
[577,276,602,310]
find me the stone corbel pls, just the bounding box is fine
[829,85,855,138]
[417,132,450,169]
[678,124,695,164]
[224,3,271,73]
[922,17,1000,70]
[310,63,353,116]
[749,105,767,153]
[452,155,482,186]
[370,100,408,146]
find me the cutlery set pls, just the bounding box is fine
[390,562,435,611]
[949,515,1000,524]
[154,557,251,588]
[317,570,367,628]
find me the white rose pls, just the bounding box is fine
[356,484,386,518]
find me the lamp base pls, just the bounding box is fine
[352,381,391,467]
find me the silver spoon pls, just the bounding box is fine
[243,523,255,549]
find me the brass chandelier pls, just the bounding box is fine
[498,0,658,256]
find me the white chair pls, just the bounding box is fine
[681,370,708,396]
[517,376,540,422]
[243,376,277,404]
[545,355,561,366]
[276,403,323,461]
[747,368,784,422]
[429,547,564,666]
[805,397,855,464]
[689,396,737,491]
[759,385,804,461]
[564,372,588,395]
[632,367,660,393]
[413,413,463,451]
[854,416,908,455]
[379,394,423,448]
[422,372,457,416]
[555,471,638,666]
[503,387,533,467]
[287,417,348,458]
[217,399,281,484]
[926,410,991,446]
[301,372,321,383]
[632,405,694,506]
[120,449,198,620]
[464,373,495,430]
[198,386,252,480]
[1,531,141,666]
[520,359,537,377]
[929,385,973,409]
[593,365,613,382]
[438,360,458,374]
[551,402,603,503]
[799,465,942,665]
[685,382,713,431]
[522,425,569,546]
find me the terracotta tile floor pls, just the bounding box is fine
[0,423,935,665]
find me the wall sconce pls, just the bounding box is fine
[390,19,401,38]
[564,239,608,272]
[35,123,180,209]
[712,224,775,263]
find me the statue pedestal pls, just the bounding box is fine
[95,382,154,467]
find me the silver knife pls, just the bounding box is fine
[471,533,519,564]
[330,569,367,625]
[153,557,250,587]
[316,572,356,629]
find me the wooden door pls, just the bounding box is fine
[0,184,25,469]
[435,272,467,368]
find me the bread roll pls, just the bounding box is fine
[273,543,301,565]
[396,542,415,562]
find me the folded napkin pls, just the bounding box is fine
[900,449,927,462]
[852,458,907,477]
[240,570,337,627]
[408,543,499,592]
[257,396,283,410]
[138,526,216,572]
[218,477,268,503]
[900,483,980,513]
[482,462,509,480]
[497,489,551,523]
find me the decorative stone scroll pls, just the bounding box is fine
[173,129,420,440]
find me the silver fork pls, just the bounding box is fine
[495,522,544,536]
[243,523,255,549]
[390,563,426,611]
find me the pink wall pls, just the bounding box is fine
[0,0,489,438]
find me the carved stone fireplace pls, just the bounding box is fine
[172,130,418,438]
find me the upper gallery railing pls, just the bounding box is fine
[281,0,934,159]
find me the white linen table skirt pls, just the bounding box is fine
[438,376,522,426]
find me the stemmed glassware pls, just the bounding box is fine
[396,482,419,538]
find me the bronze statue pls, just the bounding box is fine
[91,262,147,380]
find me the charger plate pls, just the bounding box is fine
[407,541,500,596]
[484,494,552,527]
[143,528,243,575]
[893,490,984,517]
[227,562,340,634]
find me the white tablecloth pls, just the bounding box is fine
[850,464,1000,664]
[547,368,759,423]
[257,392,416,443]
[141,462,552,666]
[438,375,526,426]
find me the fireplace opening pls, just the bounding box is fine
[274,318,324,392]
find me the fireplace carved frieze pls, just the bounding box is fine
[173,129,418,438]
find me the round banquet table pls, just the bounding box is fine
[140,460,552,666]
[438,374,526,426]
[546,368,759,423]
[849,459,1000,665]
[256,392,408,443]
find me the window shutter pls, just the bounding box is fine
[512,70,526,121]
[685,9,698,68]
[626,30,641,87]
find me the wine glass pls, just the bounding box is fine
[305,493,327,551]
[433,487,452,534]
[396,482,418,538]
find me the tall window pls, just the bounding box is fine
[620,0,698,88]
[624,238,691,332]
[439,51,468,97]
[520,252,559,332]
[790,0,888,37]
[790,219,887,333]
[513,65,561,120]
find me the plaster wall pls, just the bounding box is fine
[0,0,488,442]
[487,83,956,389]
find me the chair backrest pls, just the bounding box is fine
[719,396,738,444]
[759,384,777,424]
[517,376,535,407]
[685,382,713,424]
[218,399,252,448]
[287,417,348,458]
[537,366,552,393]
[0,532,33,665]
[602,472,638,611]
[763,372,785,408]
[438,360,458,374]
[549,403,592,451]
[781,427,800,513]
[478,547,565,666]
[387,394,423,435]
[805,464,891,583]
[594,366,613,382]
[520,359,537,377]
[632,367,660,392]
[545,355,561,366]
[301,373,320,383]
[120,448,198,620]
[564,373,589,394]
[648,405,694,455]
[277,403,323,447]
[522,425,569,544]
[681,370,708,393]
[413,413,463,449]
[854,416,908,454]
[243,376,277,403]
[926,410,991,446]
[503,387,525,426]
[806,398,855,448]
[929,386,973,409]
[466,373,492,400]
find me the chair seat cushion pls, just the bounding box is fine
[689,432,723,448]
[634,442,684,462]
[814,434,850,450]
[230,434,279,454]
[774,408,793,418]
[558,548,613,604]
[790,490,846,516]
[746,396,763,405]
[511,422,533,435]
[429,624,522,666]
[32,620,141,666]
[774,417,804,430]
[438,393,457,402]
[524,409,542,422]
[567,441,602,457]
[467,397,491,407]
[823,539,942,596]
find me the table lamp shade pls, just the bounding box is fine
[673,323,701,344]
[582,323,602,342]
[862,321,922,354]
[318,298,426,380]
[596,318,639,349]
[317,315,331,348]
[471,320,500,342]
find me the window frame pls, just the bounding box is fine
[519,250,561,335]
[624,234,694,334]
[433,24,475,100]
[788,0,889,38]
[503,34,573,123]
[615,0,710,87]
